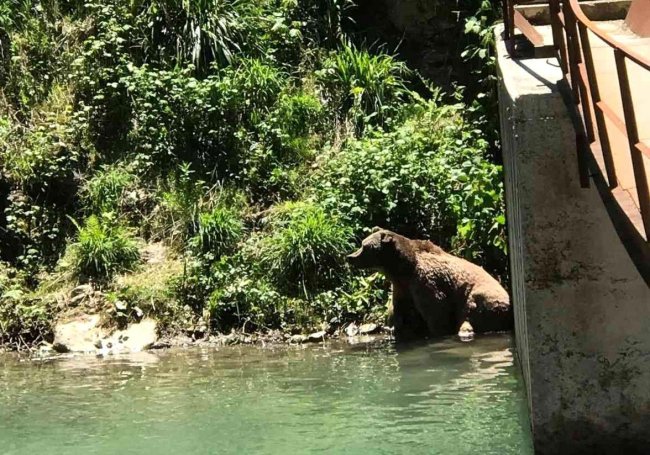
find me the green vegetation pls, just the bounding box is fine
[0,0,505,349]
[66,214,140,280]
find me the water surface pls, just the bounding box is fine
[0,335,532,454]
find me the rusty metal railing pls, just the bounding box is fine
[503,0,650,242]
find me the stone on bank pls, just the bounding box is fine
[52,315,158,354]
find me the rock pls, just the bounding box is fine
[52,342,69,354]
[101,318,158,353]
[141,242,167,265]
[70,284,93,304]
[358,323,379,335]
[307,331,327,342]
[290,334,308,344]
[345,323,359,337]
[266,330,284,343]
[53,314,107,353]
[222,333,241,345]
[38,343,54,355]
[133,306,144,319]
[150,340,172,350]
[169,334,194,347]
[52,314,158,355]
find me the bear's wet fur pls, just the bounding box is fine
[347,229,512,341]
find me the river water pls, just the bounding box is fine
[0,335,532,454]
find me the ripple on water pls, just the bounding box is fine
[0,334,532,455]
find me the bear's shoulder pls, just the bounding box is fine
[402,238,445,255]
[391,237,446,265]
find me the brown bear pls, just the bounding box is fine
[347,229,512,341]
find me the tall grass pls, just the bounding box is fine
[135,0,243,73]
[82,164,138,214]
[317,42,412,127]
[68,215,140,280]
[190,206,243,258]
[259,202,352,297]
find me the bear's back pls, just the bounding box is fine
[414,248,506,299]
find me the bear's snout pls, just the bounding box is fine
[346,248,363,265]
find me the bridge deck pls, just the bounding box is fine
[512,5,650,242]
[591,21,650,202]
[588,20,650,235]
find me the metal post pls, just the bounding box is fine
[577,23,618,187]
[614,49,650,239]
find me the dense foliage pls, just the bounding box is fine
[0,0,505,348]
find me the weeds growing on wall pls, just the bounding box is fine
[0,0,506,348]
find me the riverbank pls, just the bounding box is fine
[1,306,393,356]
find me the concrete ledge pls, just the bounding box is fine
[496,23,650,454]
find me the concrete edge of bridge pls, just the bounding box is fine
[496,23,650,454]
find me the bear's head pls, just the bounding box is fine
[346,228,399,270]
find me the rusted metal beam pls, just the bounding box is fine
[514,10,545,47]
[596,101,627,136]
[503,0,650,243]
[569,0,650,70]
[509,0,516,45]
[576,63,595,142]
[636,142,650,160]
[577,21,619,188]
[503,0,512,40]
[550,0,568,74]
[614,48,650,239]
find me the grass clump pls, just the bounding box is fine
[316,42,412,131]
[67,215,140,281]
[257,202,352,296]
[111,251,186,333]
[190,205,244,259]
[82,164,139,214]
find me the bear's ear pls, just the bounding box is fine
[370,226,382,233]
[380,231,394,245]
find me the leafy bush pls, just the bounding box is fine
[3,190,70,273]
[67,214,140,280]
[462,0,501,153]
[2,84,79,189]
[0,294,53,348]
[0,262,53,348]
[203,254,389,333]
[274,91,324,148]
[230,58,287,120]
[257,201,353,296]
[207,259,285,332]
[1,85,83,271]
[315,99,506,274]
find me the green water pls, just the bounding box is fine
[0,335,533,455]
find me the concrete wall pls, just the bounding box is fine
[496,24,650,454]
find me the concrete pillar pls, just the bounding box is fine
[496,24,650,454]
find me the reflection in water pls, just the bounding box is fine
[0,335,532,455]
